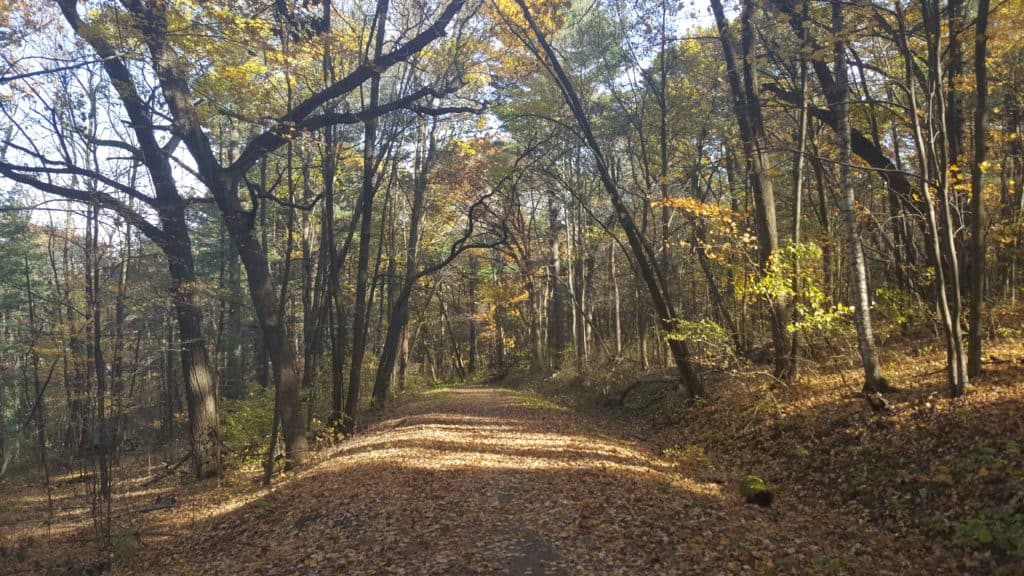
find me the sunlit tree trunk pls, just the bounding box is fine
[547,193,565,366]
[832,0,886,393]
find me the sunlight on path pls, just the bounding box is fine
[129,387,777,576]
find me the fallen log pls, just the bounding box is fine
[140,453,191,488]
[611,371,678,406]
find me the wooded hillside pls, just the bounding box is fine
[1,0,1022,573]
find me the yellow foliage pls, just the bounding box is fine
[509,290,530,305]
[653,196,732,222]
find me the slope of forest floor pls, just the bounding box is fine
[525,334,1024,575]
[2,336,1024,575]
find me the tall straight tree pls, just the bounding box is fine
[345,0,390,433]
[831,0,886,393]
[967,0,991,377]
[547,190,566,365]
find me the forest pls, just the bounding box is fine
[1,0,1023,573]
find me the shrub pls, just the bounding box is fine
[874,285,927,332]
[665,318,733,361]
[221,390,275,464]
[741,243,853,338]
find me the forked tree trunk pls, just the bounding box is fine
[372,119,433,406]
[897,0,968,395]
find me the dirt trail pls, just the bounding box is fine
[125,387,873,575]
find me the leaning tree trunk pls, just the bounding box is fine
[513,0,702,397]
[229,223,308,468]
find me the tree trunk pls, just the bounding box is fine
[164,224,222,478]
[900,0,969,395]
[163,313,177,457]
[832,0,886,393]
[374,118,435,406]
[230,223,308,467]
[345,0,390,431]
[547,194,565,366]
[25,255,54,518]
[468,254,480,374]
[85,205,112,523]
[610,242,622,356]
[789,3,810,380]
[711,0,793,383]
[967,0,991,377]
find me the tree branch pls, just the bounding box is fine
[230,0,467,176]
[0,161,167,245]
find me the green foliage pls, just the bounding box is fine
[508,389,567,411]
[111,527,142,570]
[0,198,52,458]
[994,326,1021,339]
[874,285,926,329]
[309,417,344,447]
[665,319,731,359]
[953,445,1015,477]
[784,442,811,459]
[953,509,1024,557]
[810,556,845,575]
[741,243,852,335]
[221,390,274,464]
[0,202,44,319]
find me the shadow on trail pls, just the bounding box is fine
[123,387,744,576]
